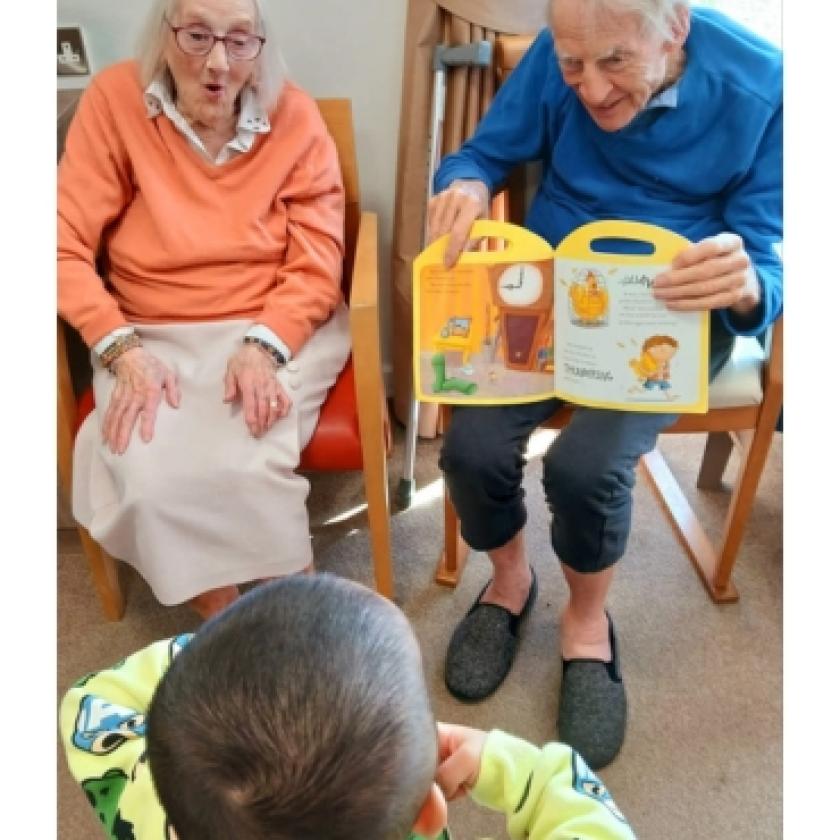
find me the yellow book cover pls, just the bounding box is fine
[413,220,709,413]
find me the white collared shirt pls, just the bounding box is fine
[646,80,679,110]
[143,75,271,164]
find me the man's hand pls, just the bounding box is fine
[102,347,181,454]
[653,232,761,315]
[426,179,490,268]
[435,722,489,801]
[223,343,291,438]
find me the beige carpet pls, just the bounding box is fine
[58,424,782,839]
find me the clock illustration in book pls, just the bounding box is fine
[488,261,553,372]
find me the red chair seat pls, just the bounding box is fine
[72,360,363,471]
[299,361,362,471]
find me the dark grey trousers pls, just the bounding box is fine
[440,402,677,573]
[439,324,735,574]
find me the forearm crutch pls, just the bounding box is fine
[397,40,492,509]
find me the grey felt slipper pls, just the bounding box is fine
[444,567,537,701]
[557,612,627,771]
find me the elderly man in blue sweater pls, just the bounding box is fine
[427,0,782,770]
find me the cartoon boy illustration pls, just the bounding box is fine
[629,335,679,392]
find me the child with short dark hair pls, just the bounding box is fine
[60,574,635,839]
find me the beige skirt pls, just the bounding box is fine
[72,306,350,605]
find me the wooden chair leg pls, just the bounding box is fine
[640,447,739,603]
[77,526,126,621]
[435,488,470,587]
[696,431,735,490]
[712,423,778,593]
[434,403,469,587]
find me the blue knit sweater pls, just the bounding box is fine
[434,8,782,338]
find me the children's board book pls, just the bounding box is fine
[413,219,709,413]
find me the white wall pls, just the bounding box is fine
[58,0,408,383]
[694,0,780,45]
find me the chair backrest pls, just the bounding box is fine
[495,35,536,84]
[315,98,360,299]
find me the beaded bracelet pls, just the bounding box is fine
[99,332,143,372]
[242,335,286,368]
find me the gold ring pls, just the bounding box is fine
[269,399,279,410]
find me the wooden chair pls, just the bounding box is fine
[436,321,782,603]
[58,98,393,620]
[433,35,783,604]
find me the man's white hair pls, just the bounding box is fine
[136,0,287,112]
[550,0,690,40]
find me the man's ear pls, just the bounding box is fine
[668,4,691,48]
[411,783,448,838]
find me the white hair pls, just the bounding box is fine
[549,0,690,40]
[136,0,287,112]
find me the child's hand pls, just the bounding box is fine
[435,722,489,801]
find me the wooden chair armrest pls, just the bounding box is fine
[763,314,783,394]
[57,318,78,498]
[349,211,379,316]
[348,211,391,453]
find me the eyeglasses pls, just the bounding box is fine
[166,19,265,61]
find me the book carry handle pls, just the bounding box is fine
[556,219,689,263]
[427,219,552,265]
[428,219,689,265]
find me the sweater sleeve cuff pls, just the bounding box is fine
[718,274,771,337]
[433,164,493,197]
[471,729,541,812]
[93,326,136,356]
[246,324,292,362]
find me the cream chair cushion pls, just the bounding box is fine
[708,335,765,408]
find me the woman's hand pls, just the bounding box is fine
[223,343,291,438]
[102,347,181,454]
[435,722,489,801]
[426,179,490,268]
[653,232,761,316]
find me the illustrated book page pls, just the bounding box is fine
[413,220,708,413]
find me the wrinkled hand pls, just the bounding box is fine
[653,232,761,315]
[103,347,181,455]
[223,344,291,438]
[426,179,490,268]
[435,722,489,801]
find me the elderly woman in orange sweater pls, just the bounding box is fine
[58,0,350,619]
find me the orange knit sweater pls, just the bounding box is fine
[58,61,345,354]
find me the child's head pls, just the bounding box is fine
[147,574,446,840]
[642,334,678,361]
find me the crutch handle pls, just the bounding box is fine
[433,42,492,71]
